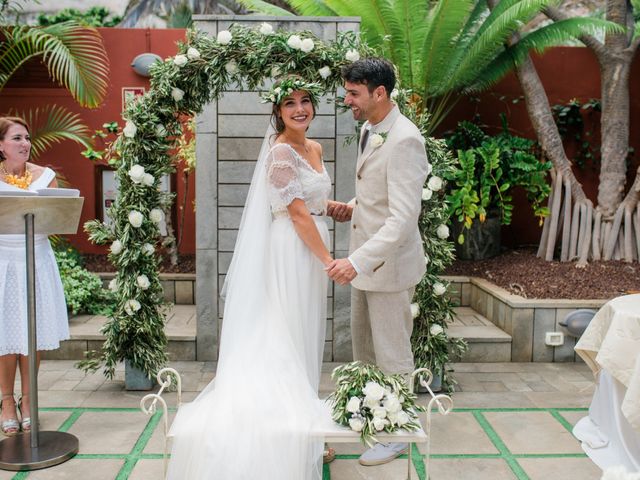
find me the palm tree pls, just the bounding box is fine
[237,0,615,135]
[0,20,110,153]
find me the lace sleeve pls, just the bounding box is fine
[266,144,304,206]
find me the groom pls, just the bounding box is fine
[326,57,428,466]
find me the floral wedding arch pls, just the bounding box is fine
[83,22,461,386]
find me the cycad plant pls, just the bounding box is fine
[238,0,617,134]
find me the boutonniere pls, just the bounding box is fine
[369,132,388,149]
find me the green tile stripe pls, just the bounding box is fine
[6,406,590,480]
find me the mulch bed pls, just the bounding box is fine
[84,248,640,300]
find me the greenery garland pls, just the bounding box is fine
[82,23,369,378]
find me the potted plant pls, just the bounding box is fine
[445,118,552,259]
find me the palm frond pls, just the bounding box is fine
[467,17,622,92]
[234,0,294,15]
[0,22,109,108]
[285,0,338,16]
[14,105,91,159]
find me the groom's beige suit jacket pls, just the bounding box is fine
[349,105,428,292]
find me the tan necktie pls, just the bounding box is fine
[360,126,370,153]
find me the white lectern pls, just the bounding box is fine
[0,196,84,471]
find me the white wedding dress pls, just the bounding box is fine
[167,133,332,479]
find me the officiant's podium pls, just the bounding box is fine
[141,367,453,480]
[0,196,84,471]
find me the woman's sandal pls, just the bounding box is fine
[17,395,31,433]
[0,396,20,437]
[323,446,336,464]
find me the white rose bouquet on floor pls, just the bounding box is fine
[329,361,424,446]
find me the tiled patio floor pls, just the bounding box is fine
[0,362,600,480]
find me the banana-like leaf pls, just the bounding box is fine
[12,105,91,160]
[0,22,109,108]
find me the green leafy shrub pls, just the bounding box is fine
[53,244,115,316]
[37,7,122,27]
[445,117,552,244]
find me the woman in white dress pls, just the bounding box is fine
[167,79,334,479]
[0,117,69,436]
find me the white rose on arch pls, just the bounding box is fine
[155,124,167,137]
[436,224,450,239]
[426,162,433,176]
[108,278,118,292]
[186,47,200,60]
[422,188,433,201]
[142,173,155,187]
[142,243,155,256]
[318,66,331,79]
[259,22,274,35]
[124,299,141,316]
[110,240,123,255]
[287,34,303,50]
[433,282,447,296]
[300,38,315,53]
[173,54,188,67]
[123,120,137,139]
[225,60,238,74]
[430,324,444,336]
[128,210,144,228]
[136,274,151,290]
[345,49,360,62]
[410,303,420,319]
[171,87,185,102]
[149,208,164,224]
[217,30,232,45]
[128,164,146,184]
[428,175,443,192]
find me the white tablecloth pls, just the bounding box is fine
[574,294,640,471]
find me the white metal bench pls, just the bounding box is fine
[140,367,452,480]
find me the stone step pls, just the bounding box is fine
[448,307,512,362]
[43,305,198,361]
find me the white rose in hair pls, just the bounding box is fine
[318,66,331,79]
[346,396,361,414]
[225,60,238,74]
[186,47,200,60]
[123,120,137,138]
[136,274,151,290]
[142,173,155,187]
[433,282,447,296]
[422,188,433,201]
[428,175,443,192]
[108,278,118,292]
[142,243,155,256]
[430,324,444,336]
[410,302,420,319]
[348,417,364,432]
[173,54,188,67]
[345,49,360,62]
[149,208,164,224]
[128,210,144,228]
[287,35,302,50]
[110,240,123,255]
[362,381,385,401]
[128,164,145,184]
[171,87,185,102]
[217,30,232,45]
[369,133,385,149]
[259,22,274,35]
[436,224,450,239]
[124,299,141,316]
[300,38,314,53]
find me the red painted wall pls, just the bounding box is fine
[0,28,192,254]
[2,29,639,253]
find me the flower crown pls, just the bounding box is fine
[260,78,322,106]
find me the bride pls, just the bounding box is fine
[167,78,335,479]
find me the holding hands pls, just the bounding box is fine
[325,258,357,285]
[327,200,353,222]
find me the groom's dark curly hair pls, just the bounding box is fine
[341,58,395,97]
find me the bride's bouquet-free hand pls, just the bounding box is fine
[329,361,425,447]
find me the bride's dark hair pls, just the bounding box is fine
[270,75,317,136]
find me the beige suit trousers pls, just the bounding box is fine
[351,286,415,375]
